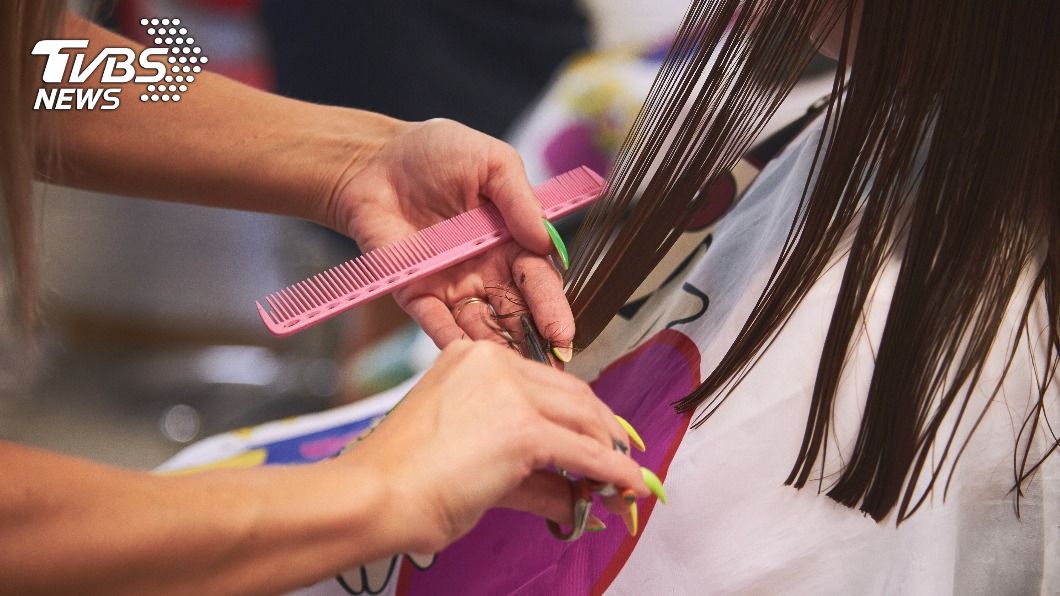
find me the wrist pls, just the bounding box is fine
[328,447,453,557]
[320,455,430,557]
[295,106,407,233]
[239,96,407,232]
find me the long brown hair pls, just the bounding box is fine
[0,0,64,330]
[565,0,1059,522]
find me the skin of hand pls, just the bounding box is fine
[42,15,574,351]
[0,341,646,595]
[325,118,575,350]
[337,340,649,554]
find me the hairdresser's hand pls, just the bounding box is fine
[336,340,648,554]
[326,118,574,354]
[51,23,570,354]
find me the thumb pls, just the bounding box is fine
[481,145,553,256]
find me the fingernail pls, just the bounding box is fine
[622,502,639,536]
[542,219,569,270]
[615,415,646,452]
[621,487,636,505]
[641,467,668,504]
[551,345,573,363]
[586,515,607,532]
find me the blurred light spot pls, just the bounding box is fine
[194,345,279,386]
[161,404,200,443]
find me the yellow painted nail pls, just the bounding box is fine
[623,502,639,536]
[641,467,668,504]
[551,345,573,363]
[615,415,646,452]
[586,515,607,532]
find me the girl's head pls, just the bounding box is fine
[565,0,1058,522]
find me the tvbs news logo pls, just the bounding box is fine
[33,17,207,111]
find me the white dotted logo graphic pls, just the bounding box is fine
[136,18,207,103]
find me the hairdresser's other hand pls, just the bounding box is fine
[324,118,574,351]
[336,340,648,553]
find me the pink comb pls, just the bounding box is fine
[257,166,605,337]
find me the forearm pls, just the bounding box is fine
[0,442,400,596]
[41,14,402,227]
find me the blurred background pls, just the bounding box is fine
[0,0,834,469]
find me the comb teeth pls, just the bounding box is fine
[257,166,605,337]
[535,167,608,214]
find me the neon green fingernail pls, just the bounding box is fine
[551,345,573,363]
[641,467,668,504]
[542,219,569,270]
[615,415,646,452]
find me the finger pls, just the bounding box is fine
[533,425,648,498]
[525,383,617,449]
[482,145,552,255]
[516,362,630,446]
[497,471,574,525]
[512,253,575,361]
[452,299,515,347]
[601,489,637,518]
[401,296,465,348]
[485,283,532,350]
